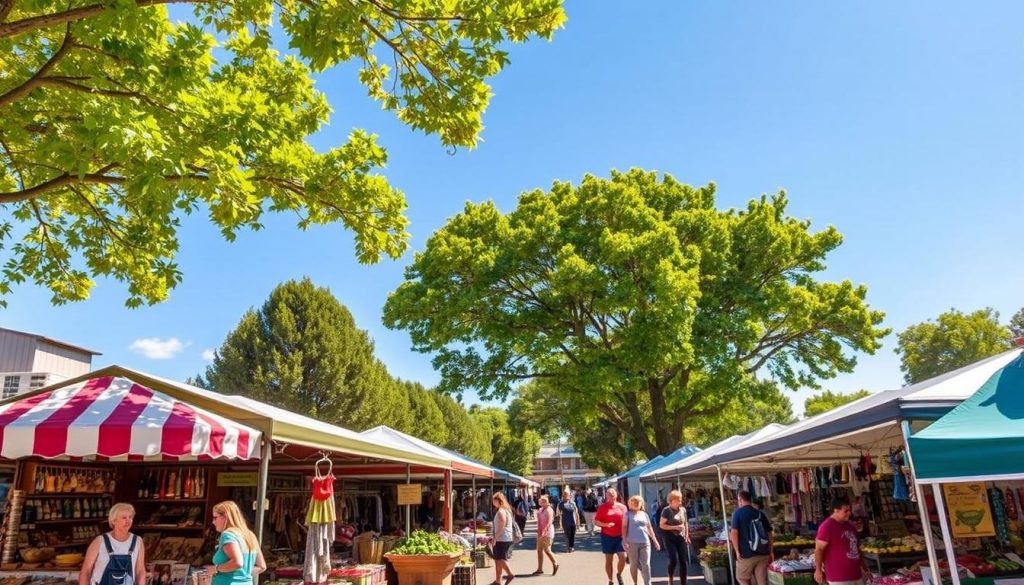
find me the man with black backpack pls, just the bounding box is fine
[730,491,773,585]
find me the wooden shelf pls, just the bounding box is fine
[50,540,94,548]
[23,518,105,526]
[135,525,206,531]
[132,499,206,503]
[26,494,113,498]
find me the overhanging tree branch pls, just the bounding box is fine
[0,0,199,39]
[0,24,73,108]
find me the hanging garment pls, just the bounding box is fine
[307,473,337,524]
[304,522,334,583]
[1003,486,1019,521]
[989,487,1010,544]
[892,470,909,501]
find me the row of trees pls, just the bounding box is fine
[192,278,540,476]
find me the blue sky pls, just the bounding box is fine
[5,0,1023,416]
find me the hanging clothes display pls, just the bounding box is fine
[304,455,337,584]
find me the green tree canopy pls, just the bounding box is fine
[1009,307,1024,339]
[196,277,403,430]
[431,392,491,462]
[802,389,871,418]
[0,0,565,306]
[401,379,447,446]
[895,308,1011,384]
[512,378,795,470]
[470,407,541,476]
[384,169,888,460]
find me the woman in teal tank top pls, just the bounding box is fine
[206,501,267,585]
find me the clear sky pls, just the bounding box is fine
[4,1,1022,416]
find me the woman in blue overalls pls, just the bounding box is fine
[80,503,147,585]
[205,501,267,585]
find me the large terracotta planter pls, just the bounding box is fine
[385,551,464,585]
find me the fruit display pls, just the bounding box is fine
[861,535,926,554]
[774,533,814,547]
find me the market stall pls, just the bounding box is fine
[0,365,458,585]
[908,352,1024,585]
[641,349,1024,585]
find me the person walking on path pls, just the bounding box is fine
[533,495,560,575]
[558,489,582,552]
[585,490,600,535]
[513,495,529,536]
[490,493,516,585]
[814,495,870,585]
[659,490,691,585]
[594,487,629,585]
[622,495,660,585]
[574,489,588,533]
[730,491,773,585]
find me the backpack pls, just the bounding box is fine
[748,510,770,555]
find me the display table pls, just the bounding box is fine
[768,568,815,585]
[863,552,929,576]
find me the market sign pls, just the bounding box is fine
[217,472,259,487]
[943,482,996,537]
[397,483,422,506]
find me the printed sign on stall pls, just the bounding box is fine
[397,483,422,506]
[943,482,996,538]
[216,472,258,487]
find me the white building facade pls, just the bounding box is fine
[0,327,99,399]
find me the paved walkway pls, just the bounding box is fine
[475,518,709,585]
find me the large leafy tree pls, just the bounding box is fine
[512,379,795,470]
[0,0,565,306]
[803,389,871,418]
[895,308,1011,384]
[384,169,888,459]
[196,277,405,430]
[470,407,541,476]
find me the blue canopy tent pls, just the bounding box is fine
[907,353,1024,585]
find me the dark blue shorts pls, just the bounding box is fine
[601,534,624,555]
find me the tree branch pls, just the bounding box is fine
[0,24,73,109]
[0,0,201,39]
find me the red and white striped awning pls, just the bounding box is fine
[0,376,261,460]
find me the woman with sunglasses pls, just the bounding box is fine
[206,501,267,585]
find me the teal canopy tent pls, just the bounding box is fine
[908,353,1024,483]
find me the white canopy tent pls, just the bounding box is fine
[639,349,1023,585]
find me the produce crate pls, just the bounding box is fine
[768,569,815,585]
[452,563,476,585]
[473,550,491,569]
[703,564,730,585]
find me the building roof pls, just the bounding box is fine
[0,326,102,356]
[537,442,582,459]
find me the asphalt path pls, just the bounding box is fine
[474,517,709,585]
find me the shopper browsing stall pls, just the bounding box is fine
[730,490,773,585]
[594,487,628,585]
[659,490,691,585]
[80,503,147,585]
[207,501,267,585]
[814,495,869,585]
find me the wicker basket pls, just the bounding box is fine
[453,563,476,585]
[356,539,384,565]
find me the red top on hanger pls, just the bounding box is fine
[312,474,335,501]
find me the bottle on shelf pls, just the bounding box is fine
[34,470,44,494]
[44,468,56,493]
[149,469,158,499]
[137,472,147,499]
[62,498,72,519]
[73,499,81,519]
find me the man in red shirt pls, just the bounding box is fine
[814,495,871,585]
[593,488,628,585]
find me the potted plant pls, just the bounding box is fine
[384,530,465,585]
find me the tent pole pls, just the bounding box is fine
[255,435,271,546]
[472,476,478,524]
[405,464,411,536]
[444,470,453,532]
[932,483,961,585]
[716,465,735,585]
[901,421,941,585]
